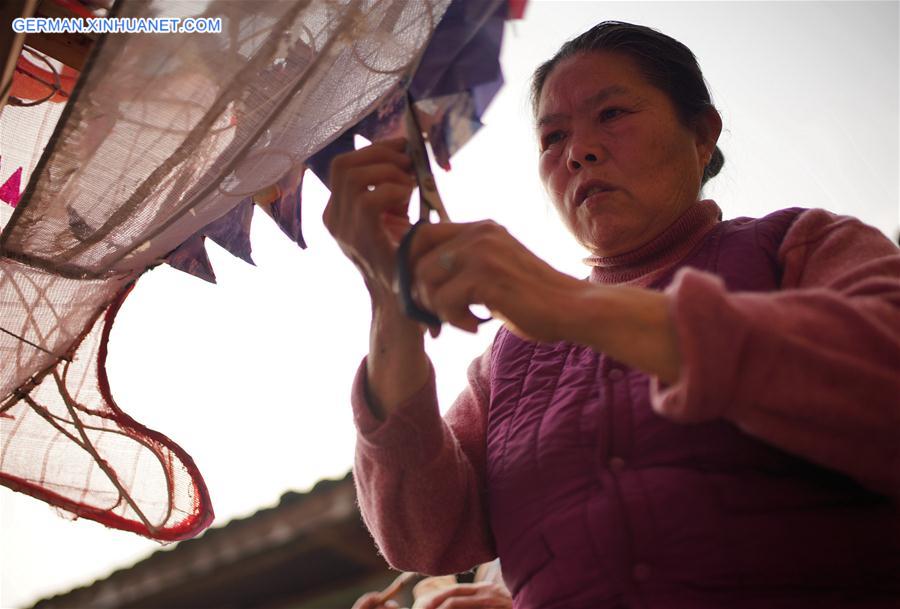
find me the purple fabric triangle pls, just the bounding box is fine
[410,0,506,100]
[165,233,216,283]
[356,84,408,143]
[422,92,483,171]
[307,0,508,185]
[203,199,255,265]
[307,131,354,186]
[0,165,23,207]
[264,165,307,249]
[471,74,504,119]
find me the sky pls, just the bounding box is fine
[1,2,898,608]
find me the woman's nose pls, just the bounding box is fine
[567,142,601,172]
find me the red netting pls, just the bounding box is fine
[1,281,213,540]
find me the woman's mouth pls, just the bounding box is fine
[582,189,613,207]
[575,181,616,207]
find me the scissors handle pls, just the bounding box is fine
[396,220,493,329]
[396,219,441,327]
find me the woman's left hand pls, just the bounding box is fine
[407,220,682,383]
[407,220,587,342]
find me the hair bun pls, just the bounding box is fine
[703,145,725,184]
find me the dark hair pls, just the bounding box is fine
[531,21,724,185]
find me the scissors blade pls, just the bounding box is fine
[405,94,450,222]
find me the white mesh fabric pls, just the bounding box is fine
[0,101,65,193]
[0,0,449,539]
[1,0,450,277]
[0,258,127,400]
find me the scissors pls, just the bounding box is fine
[395,93,491,328]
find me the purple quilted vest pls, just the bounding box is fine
[486,209,900,609]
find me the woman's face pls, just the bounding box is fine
[537,51,718,257]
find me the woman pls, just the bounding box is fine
[324,22,900,609]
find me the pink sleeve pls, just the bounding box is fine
[651,209,900,495]
[351,344,496,574]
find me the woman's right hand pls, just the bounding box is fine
[323,138,417,301]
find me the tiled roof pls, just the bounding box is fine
[30,472,394,609]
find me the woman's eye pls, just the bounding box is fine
[541,131,565,150]
[599,108,626,121]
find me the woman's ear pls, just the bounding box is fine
[694,106,723,162]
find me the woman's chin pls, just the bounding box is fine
[578,219,644,258]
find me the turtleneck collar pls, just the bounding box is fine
[586,199,721,286]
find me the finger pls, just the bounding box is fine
[350,591,385,609]
[325,182,414,238]
[422,582,512,609]
[349,593,400,609]
[409,229,495,330]
[329,164,413,224]
[328,168,415,232]
[405,222,475,261]
[372,136,409,152]
[408,220,507,263]
[419,585,478,609]
[412,233,493,311]
[337,138,410,170]
[407,227,476,298]
[411,243,454,288]
[380,571,417,601]
[425,591,504,609]
[328,140,411,188]
[359,183,416,218]
[341,163,417,195]
[437,595,510,609]
[418,273,482,333]
[383,212,413,246]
